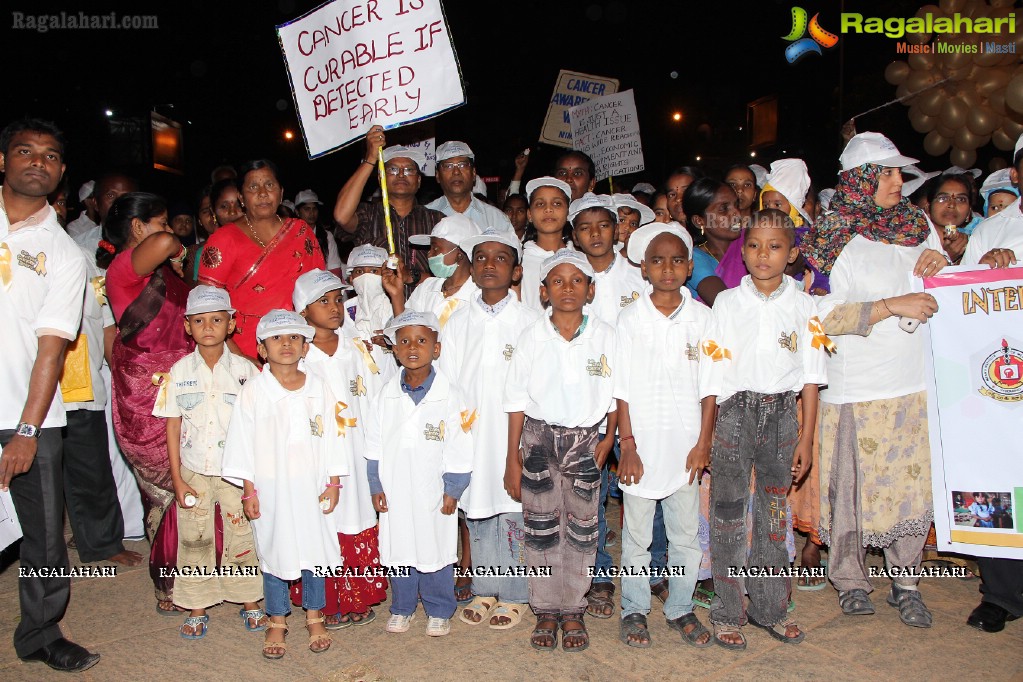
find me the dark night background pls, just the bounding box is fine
[2,0,1014,212]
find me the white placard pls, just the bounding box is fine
[277,0,465,158]
[539,70,619,149]
[0,445,24,552]
[569,90,645,181]
[404,137,436,176]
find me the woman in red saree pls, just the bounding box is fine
[198,160,325,359]
[102,192,194,612]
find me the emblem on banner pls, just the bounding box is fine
[979,339,1023,402]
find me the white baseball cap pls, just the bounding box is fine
[256,309,314,342]
[78,180,95,202]
[568,193,618,223]
[460,226,523,261]
[436,141,475,162]
[382,145,427,170]
[345,244,389,276]
[900,165,940,198]
[539,248,595,281]
[817,188,836,212]
[292,269,350,311]
[383,309,440,344]
[281,200,296,212]
[839,132,918,171]
[749,164,769,189]
[294,189,321,206]
[631,182,657,195]
[626,222,694,264]
[610,193,655,226]
[525,176,571,201]
[945,165,982,179]
[409,213,482,249]
[185,285,235,317]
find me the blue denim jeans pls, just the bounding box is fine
[390,564,456,618]
[264,570,324,617]
[467,513,528,603]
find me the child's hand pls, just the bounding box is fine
[243,494,260,520]
[441,494,457,515]
[172,479,198,509]
[381,262,405,301]
[593,437,614,469]
[372,492,388,513]
[320,486,340,514]
[617,438,644,486]
[791,441,811,484]
[504,452,523,502]
[369,333,391,349]
[685,441,711,485]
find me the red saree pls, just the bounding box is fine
[198,218,325,358]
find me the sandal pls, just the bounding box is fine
[749,616,805,643]
[306,616,332,653]
[156,599,181,617]
[796,559,828,591]
[650,579,670,604]
[324,612,352,630]
[261,622,288,660]
[561,616,589,653]
[488,602,525,630]
[585,582,616,619]
[529,615,559,652]
[454,579,473,605]
[692,584,715,610]
[458,595,498,626]
[179,615,208,640]
[887,585,933,628]
[712,622,746,651]
[619,613,652,648]
[839,589,875,616]
[239,608,268,632]
[349,607,377,626]
[666,612,713,648]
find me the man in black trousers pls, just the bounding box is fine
[967,557,1022,633]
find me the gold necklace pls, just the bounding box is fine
[243,214,282,249]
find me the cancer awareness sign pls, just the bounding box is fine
[569,89,645,181]
[540,70,619,148]
[921,265,1023,559]
[277,0,464,158]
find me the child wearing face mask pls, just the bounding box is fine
[343,244,395,370]
[383,214,483,330]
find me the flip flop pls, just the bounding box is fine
[749,616,805,644]
[488,602,525,630]
[179,615,209,640]
[796,558,828,591]
[458,596,497,626]
[239,608,268,632]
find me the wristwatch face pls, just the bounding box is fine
[16,423,40,438]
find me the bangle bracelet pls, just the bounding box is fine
[241,489,257,500]
[881,298,894,316]
[620,435,635,443]
[361,158,375,166]
[325,483,342,488]
[169,245,187,264]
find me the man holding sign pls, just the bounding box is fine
[334,125,443,288]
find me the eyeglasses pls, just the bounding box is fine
[555,168,589,180]
[385,166,419,177]
[439,161,472,172]
[934,194,970,206]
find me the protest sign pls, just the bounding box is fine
[569,89,645,181]
[921,265,1023,559]
[277,0,464,158]
[404,136,436,175]
[540,70,619,148]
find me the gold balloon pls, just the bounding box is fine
[906,70,938,93]
[906,31,933,45]
[976,68,1012,97]
[993,129,1015,151]
[950,147,977,168]
[936,122,958,138]
[967,106,999,135]
[885,61,911,85]
[990,0,1014,7]
[918,89,945,116]
[955,127,981,150]
[990,91,1008,116]
[1005,75,1023,115]
[924,130,952,156]
[908,52,936,71]
[975,50,1004,68]
[911,110,938,134]
[943,46,973,71]
[989,157,1009,172]
[939,0,965,12]
[940,98,969,129]
[916,3,945,18]
[958,86,982,107]
[896,83,911,100]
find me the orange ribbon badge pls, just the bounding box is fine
[701,340,732,362]
[91,275,107,307]
[335,401,358,436]
[152,372,171,410]
[460,409,478,433]
[808,316,837,354]
[352,338,380,375]
[0,243,12,290]
[438,298,459,328]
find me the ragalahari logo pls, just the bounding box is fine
[783,7,839,64]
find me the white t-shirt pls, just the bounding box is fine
[153,345,257,476]
[504,312,616,428]
[520,241,573,314]
[614,290,712,499]
[64,247,116,412]
[587,253,647,326]
[962,200,1023,265]
[66,212,97,241]
[816,230,945,404]
[73,224,102,268]
[364,368,474,572]
[440,293,541,518]
[0,203,86,429]
[404,275,479,329]
[221,369,347,580]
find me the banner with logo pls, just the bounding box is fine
[922,265,1023,559]
[277,0,464,158]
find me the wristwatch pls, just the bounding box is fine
[15,422,41,438]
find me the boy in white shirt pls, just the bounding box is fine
[699,210,830,651]
[365,310,474,637]
[504,249,616,653]
[439,228,539,631]
[153,286,263,639]
[614,224,714,649]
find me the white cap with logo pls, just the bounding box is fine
[436,141,475,162]
[839,132,918,171]
[408,213,482,249]
[568,193,618,223]
[345,244,389,276]
[256,309,314,342]
[525,176,572,201]
[610,193,655,226]
[460,226,523,260]
[292,268,350,311]
[294,189,322,206]
[539,248,595,281]
[185,285,235,317]
[383,309,441,344]
[78,180,95,202]
[382,145,427,170]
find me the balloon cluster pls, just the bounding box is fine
[884,0,1023,168]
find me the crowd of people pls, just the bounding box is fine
[2,114,1021,672]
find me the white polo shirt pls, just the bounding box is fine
[404,275,479,328]
[504,312,616,428]
[427,194,515,233]
[816,230,944,404]
[961,199,1023,265]
[64,247,115,412]
[152,345,257,475]
[700,275,828,404]
[587,252,647,325]
[0,200,86,429]
[440,293,541,518]
[614,289,712,499]
[521,241,575,314]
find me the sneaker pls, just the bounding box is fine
[426,616,451,637]
[385,613,415,633]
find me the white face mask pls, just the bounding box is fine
[351,272,384,300]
